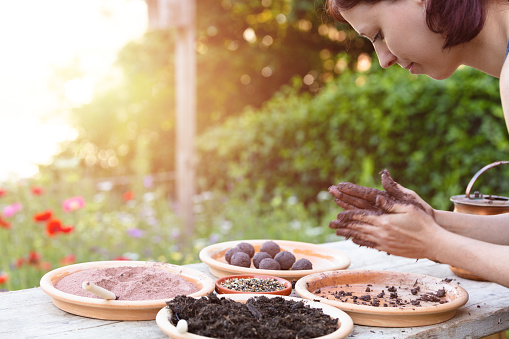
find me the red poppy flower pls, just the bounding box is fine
[0,188,6,197]
[60,254,76,265]
[0,218,10,229]
[34,210,53,222]
[46,219,63,236]
[60,225,74,233]
[15,257,25,268]
[31,186,44,195]
[0,272,8,285]
[38,261,52,271]
[122,190,135,202]
[28,251,41,265]
[113,256,131,261]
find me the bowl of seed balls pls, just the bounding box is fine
[215,274,292,296]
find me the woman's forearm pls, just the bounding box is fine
[434,210,509,245]
[431,227,509,287]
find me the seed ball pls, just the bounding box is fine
[230,252,251,268]
[253,252,272,268]
[225,247,243,264]
[259,241,280,258]
[236,242,255,258]
[291,258,313,270]
[259,258,281,270]
[274,251,296,270]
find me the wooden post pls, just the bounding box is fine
[146,0,196,234]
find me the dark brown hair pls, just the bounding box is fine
[327,0,488,49]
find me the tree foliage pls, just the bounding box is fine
[196,60,509,210]
[47,0,371,181]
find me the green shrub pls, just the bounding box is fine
[196,56,509,212]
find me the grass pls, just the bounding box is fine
[0,175,338,291]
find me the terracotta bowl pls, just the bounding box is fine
[199,239,350,279]
[156,294,354,339]
[40,261,215,321]
[215,274,292,296]
[295,269,469,327]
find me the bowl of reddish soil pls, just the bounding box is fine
[40,261,216,321]
[199,239,350,279]
[156,293,354,339]
[215,274,292,296]
[295,269,469,327]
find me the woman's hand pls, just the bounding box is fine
[329,169,435,217]
[329,196,443,260]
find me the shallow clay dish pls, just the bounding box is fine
[215,274,292,296]
[295,269,469,327]
[449,265,487,281]
[40,261,215,321]
[156,293,354,339]
[199,239,350,280]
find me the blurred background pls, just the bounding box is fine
[1,0,508,291]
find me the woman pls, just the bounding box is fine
[326,0,509,287]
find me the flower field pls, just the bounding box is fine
[0,175,337,291]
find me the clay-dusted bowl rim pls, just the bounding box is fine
[40,261,216,319]
[215,274,292,296]
[199,239,350,279]
[295,269,469,316]
[156,294,354,339]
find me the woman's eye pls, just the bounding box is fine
[373,31,384,43]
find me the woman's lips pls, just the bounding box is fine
[405,62,415,74]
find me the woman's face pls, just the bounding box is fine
[340,0,461,80]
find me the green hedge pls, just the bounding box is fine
[196,56,509,211]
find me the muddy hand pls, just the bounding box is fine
[328,183,391,211]
[380,169,434,216]
[329,209,379,248]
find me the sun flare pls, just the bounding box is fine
[0,0,148,181]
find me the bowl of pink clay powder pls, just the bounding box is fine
[40,261,215,320]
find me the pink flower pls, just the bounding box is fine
[3,203,22,217]
[31,186,44,195]
[60,254,76,265]
[62,196,85,212]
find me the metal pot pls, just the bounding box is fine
[449,161,509,280]
[450,161,509,215]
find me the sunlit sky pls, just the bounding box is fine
[0,0,148,182]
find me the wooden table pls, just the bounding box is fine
[1,240,508,338]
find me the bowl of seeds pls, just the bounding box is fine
[215,274,292,296]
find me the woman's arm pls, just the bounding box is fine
[330,201,509,287]
[435,211,509,245]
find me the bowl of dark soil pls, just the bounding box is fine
[40,261,216,320]
[295,269,469,327]
[215,274,292,296]
[156,293,354,339]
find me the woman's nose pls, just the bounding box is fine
[374,45,397,68]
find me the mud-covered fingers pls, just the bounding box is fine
[380,169,408,201]
[330,183,385,203]
[375,194,396,213]
[329,209,381,229]
[332,198,358,210]
[380,169,428,212]
[334,228,379,248]
[351,237,378,248]
[329,190,378,210]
